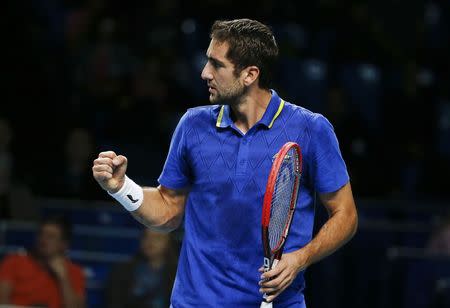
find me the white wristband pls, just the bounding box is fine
[108,176,144,211]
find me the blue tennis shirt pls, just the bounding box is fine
[158,90,349,307]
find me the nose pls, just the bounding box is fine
[201,63,213,81]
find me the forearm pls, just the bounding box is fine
[299,205,357,267]
[130,186,185,232]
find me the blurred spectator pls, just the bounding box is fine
[105,229,178,308]
[0,216,85,307]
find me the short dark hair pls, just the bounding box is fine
[210,18,279,90]
[38,215,73,242]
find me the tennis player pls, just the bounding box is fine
[92,18,358,307]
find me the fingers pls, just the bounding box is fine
[258,260,294,302]
[259,271,289,293]
[92,157,114,181]
[261,262,284,281]
[93,157,114,168]
[92,164,114,174]
[259,272,291,303]
[98,151,117,159]
[265,285,288,303]
[92,151,127,193]
[92,155,116,182]
[112,155,127,167]
[93,171,113,181]
[93,153,127,169]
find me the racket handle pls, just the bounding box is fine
[271,258,279,268]
[260,258,279,308]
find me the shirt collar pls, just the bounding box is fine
[216,89,285,129]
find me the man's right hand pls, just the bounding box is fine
[92,151,128,193]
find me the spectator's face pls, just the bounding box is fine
[36,224,67,258]
[140,230,170,260]
[201,39,246,105]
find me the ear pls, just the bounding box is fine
[242,66,260,86]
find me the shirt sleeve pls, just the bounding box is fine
[158,110,191,189]
[308,114,349,193]
[0,255,18,285]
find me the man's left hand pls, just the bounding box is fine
[258,250,309,303]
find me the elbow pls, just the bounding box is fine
[348,205,358,239]
[131,200,184,233]
[146,212,183,233]
[159,215,183,232]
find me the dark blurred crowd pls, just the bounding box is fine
[2,0,449,220]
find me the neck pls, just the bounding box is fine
[230,87,272,134]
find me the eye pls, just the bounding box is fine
[209,59,224,69]
[211,60,220,68]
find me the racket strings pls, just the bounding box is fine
[268,148,298,251]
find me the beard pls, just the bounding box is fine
[209,79,248,106]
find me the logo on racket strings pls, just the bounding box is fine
[271,153,292,163]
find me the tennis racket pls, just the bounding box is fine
[260,141,302,308]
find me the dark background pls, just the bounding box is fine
[1,0,450,307]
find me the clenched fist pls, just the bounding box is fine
[92,151,128,193]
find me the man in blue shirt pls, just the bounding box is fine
[93,18,358,307]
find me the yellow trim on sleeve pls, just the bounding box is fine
[268,99,285,128]
[216,105,225,127]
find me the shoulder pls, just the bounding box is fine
[177,105,221,129]
[0,252,31,265]
[186,104,220,115]
[0,253,33,277]
[186,105,220,121]
[282,101,333,132]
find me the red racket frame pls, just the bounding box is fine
[261,142,302,263]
